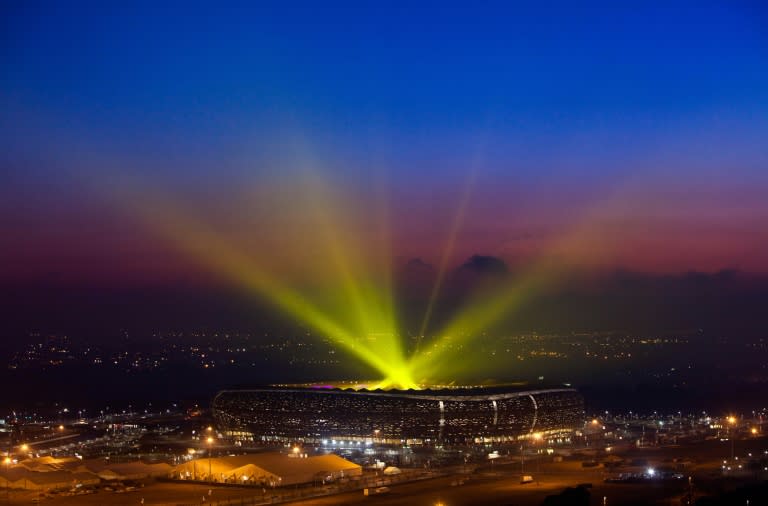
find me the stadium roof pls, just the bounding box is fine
[217,385,577,402]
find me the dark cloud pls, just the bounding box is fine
[402,257,435,274]
[456,254,509,277]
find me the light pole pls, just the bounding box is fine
[728,416,737,460]
[206,436,214,483]
[532,433,543,475]
[4,456,11,504]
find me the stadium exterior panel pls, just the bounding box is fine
[213,386,584,446]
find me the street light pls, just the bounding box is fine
[727,416,737,460]
[532,433,543,474]
[4,457,11,503]
[206,436,214,483]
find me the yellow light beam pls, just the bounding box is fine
[409,188,636,379]
[301,175,378,331]
[417,170,477,343]
[275,135,401,361]
[125,190,408,382]
[298,171,405,366]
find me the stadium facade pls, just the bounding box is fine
[213,385,584,446]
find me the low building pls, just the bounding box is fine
[0,467,98,491]
[18,456,82,473]
[172,453,361,486]
[20,471,99,491]
[79,461,172,481]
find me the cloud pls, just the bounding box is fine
[456,254,509,278]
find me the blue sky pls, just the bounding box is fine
[1,1,767,281]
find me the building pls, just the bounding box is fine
[80,461,173,481]
[0,458,171,491]
[0,467,99,491]
[172,453,361,486]
[213,385,584,445]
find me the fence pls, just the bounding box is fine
[170,470,441,506]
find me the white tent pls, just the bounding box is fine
[81,461,172,481]
[172,453,362,486]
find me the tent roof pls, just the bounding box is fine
[81,459,170,473]
[23,470,82,485]
[0,467,97,486]
[18,456,81,472]
[177,453,360,480]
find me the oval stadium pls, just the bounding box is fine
[213,385,584,446]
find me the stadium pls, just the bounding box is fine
[213,385,584,446]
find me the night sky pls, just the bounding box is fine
[2,2,767,294]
